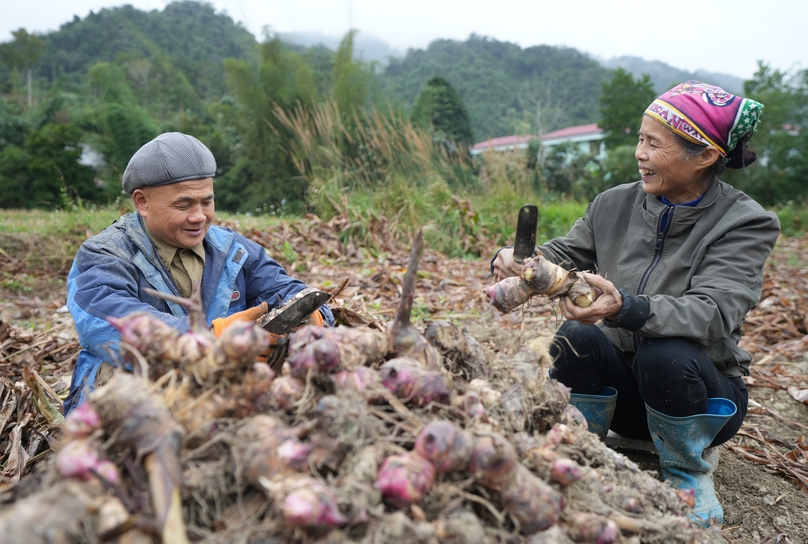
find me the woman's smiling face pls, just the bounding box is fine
[635,116,715,204]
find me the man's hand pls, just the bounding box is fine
[492,248,524,281]
[558,273,623,326]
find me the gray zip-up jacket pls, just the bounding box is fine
[537,179,780,378]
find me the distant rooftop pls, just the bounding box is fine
[471,123,603,154]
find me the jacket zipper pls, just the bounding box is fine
[633,205,674,350]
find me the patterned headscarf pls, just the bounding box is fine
[644,81,763,157]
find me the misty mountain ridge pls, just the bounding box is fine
[280,30,403,65]
[600,55,745,94]
[282,31,746,93]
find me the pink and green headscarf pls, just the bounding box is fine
[644,81,763,156]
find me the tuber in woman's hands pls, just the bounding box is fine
[558,273,622,325]
[492,248,542,281]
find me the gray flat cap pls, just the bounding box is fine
[122,132,216,194]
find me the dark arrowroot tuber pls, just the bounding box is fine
[467,430,518,489]
[379,358,451,407]
[414,420,473,473]
[483,255,600,313]
[375,452,436,505]
[500,465,564,535]
[565,512,620,543]
[424,320,489,380]
[62,401,102,439]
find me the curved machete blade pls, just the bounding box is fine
[258,288,331,335]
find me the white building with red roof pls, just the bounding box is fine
[470,123,606,159]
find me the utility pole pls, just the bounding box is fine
[27,69,33,108]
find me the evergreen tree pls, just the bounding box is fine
[85,62,157,197]
[0,122,98,209]
[722,63,808,206]
[598,68,656,149]
[220,36,317,213]
[0,28,45,72]
[411,76,473,146]
[332,31,374,114]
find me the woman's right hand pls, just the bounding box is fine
[492,247,524,281]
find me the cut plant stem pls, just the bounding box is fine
[388,229,442,367]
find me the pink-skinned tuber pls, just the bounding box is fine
[414,420,473,473]
[262,475,349,528]
[267,375,306,412]
[62,401,102,439]
[287,338,342,378]
[56,439,120,483]
[107,312,179,362]
[331,367,384,402]
[375,452,436,505]
[453,391,487,421]
[483,255,600,313]
[565,512,620,543]
[467,431,518,489]
[501,465,564,535]
[187,320,270,383]
[379,358,451,407]
[549,458,583,487]
[236,415,316,483]
[288,325,390,370]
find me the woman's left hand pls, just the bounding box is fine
[558,273,623,326]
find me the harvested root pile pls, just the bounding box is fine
[0,234,723,544]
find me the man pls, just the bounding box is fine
[64,132,333,414]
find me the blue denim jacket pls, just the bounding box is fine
[64,213,332,413]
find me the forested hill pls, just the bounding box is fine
[37,1,257,100]
[382,35,611,141]
[602,56,745,95]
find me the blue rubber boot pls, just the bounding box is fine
[569,386,617,439]
[645,398,737,527]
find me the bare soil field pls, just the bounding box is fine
[1,216,807,543]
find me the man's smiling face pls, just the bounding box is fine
[133,178,215,248]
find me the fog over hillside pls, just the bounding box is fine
[280,31,403,65]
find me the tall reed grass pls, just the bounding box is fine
[274,101,586,257]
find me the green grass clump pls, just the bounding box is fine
[772,202,808,238]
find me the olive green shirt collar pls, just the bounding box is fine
[149,234,206,298]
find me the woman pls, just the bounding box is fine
[492,81,780,527]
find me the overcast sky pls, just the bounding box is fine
[2,0,805,80]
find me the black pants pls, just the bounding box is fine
[548,321,748,447]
